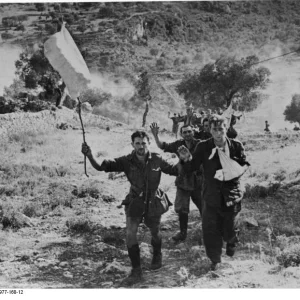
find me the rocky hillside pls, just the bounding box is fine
[1,1,300,119]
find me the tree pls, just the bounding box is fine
[15,44,61,102]
[283,94,300,125]
[176,55,271,111]
[35,3,45,12]
[136,71,152,127]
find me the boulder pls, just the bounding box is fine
[100,259,130,274]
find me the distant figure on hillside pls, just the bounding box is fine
[264,120,271,133]
[293,124,300,131]
[168,112,184,138]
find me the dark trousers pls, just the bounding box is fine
[202,202,239,263]
[175,186,203,215]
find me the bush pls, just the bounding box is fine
[45,23,56,34]
[244,182,281,199]
[98,6,115,18]
[156,58,166,69]
[150,48,159,56]
[1,33,14,40]
[66,218,94,233]
[64,14,75,25]
[277,244,300,267]
[35,3,45,11]
[80,88,111,107]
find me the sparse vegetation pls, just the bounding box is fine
[1,1,300,289]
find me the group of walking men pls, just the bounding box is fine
[81,112,249,286]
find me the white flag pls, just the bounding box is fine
[44,22,91,99]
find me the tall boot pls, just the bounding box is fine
[120,244,142,286]
[151,238,162,270]
[172,213,188,242]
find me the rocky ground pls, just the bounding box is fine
[1,110,300,289]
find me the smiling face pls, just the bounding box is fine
[180,125,194,142]
[132,137,150,157]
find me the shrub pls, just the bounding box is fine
[156,58,166,69]
[98,6,115,18]
[277,244,300,267]
[173,57,181,66]
[150,48,159,56]
[66,218,94,233]
[35,3,45,11]
[1,33,14,40]
[80,88,111,107]
[45,23,56,34]
[244,182,281,199]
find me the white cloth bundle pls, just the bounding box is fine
[44,22,91,99]
[209,147,247,181]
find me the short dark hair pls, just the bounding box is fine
[209,114,227,128]
[202,117,209,125]
[180,124,193,134]
[131,130,150,143]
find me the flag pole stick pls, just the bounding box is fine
[77,97,89,177]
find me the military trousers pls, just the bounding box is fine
[174,186,203,215]
[202,202,240,263]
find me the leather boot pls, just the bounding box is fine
[151,238,162,270]
[172,213,188,242]
[226,243,236,257]
[120,244,142,286]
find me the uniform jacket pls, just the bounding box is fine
[182,137,250,211]
[194,130,212,141]
[99,151,178,217]
[161,138,202,191]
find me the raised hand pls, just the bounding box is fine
[150,122,160,137]
[177,145,192,162]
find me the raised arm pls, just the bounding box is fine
[150,122,164,149]
[178,142,204,173]
[159,156,179,176]
[81,143,125,172]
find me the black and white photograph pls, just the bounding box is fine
[1,0,300,293]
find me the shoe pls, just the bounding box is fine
[172,231,187,242]
[151,252,162,270]
[210,262,220,271]
[120,267,142,286]
[226,243,236,257]
[151,238,162,270]
[172,213,188,242]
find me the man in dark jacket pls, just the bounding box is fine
[178,115,250,270]
[82,131,178,285]
[194,118,212,140]
[150,122,203,242]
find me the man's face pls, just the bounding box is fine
[132,137,150,157]
[181,126,194,141]
[210,122,227,143]
[203,121,210,133]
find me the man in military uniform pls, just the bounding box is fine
[194,118,212,140]
[81,131,178,285]
[178,115,250,270]
[150,122,203,242]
